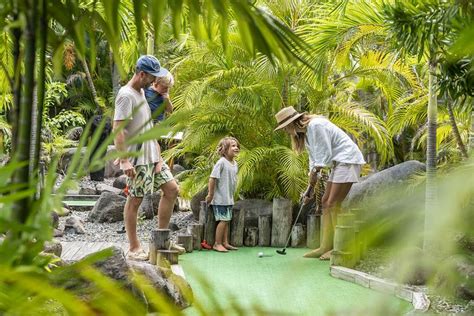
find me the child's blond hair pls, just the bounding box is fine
[217,137,239,157]
[155,72,174,87]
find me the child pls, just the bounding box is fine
[144,71,174,124]
[205,137,240,252]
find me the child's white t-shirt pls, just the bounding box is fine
[210,157,238,205]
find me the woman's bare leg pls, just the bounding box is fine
[319,182,353,260]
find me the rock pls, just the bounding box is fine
[96,183,123,195]
[56,207,71,217]
[436,255,474,300]
[79,184,97,195]
[344,160,425,208]
[104,146,124,178]
[113,175,128,190]
[88,192,126,223]
[172,164,186,176]
[93,246,130,282]
[43,240,62,257]
[66,126,83,141]
[390,247,435,285]
[128,261,193,309]
[138,193,156,220]
[53,228,64,237]
[190,188,208,219]
[59,147,87,173]
[51,211,59,229]
[234,199,273,228]
[64,215,86,234]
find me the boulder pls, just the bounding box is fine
[51,211,59,229]
[104,146,124,178]
[88,192,126,223]
[435,255,474,300]
[66,126,83,141]
[96,183,123,195]
[138,192,161,220]
[171,164,186,176]
[79,184,97,195]
[113,175,128,190]
[43,240,62,257]
[344,160,425,208]
[64,215,86,234]
[128,261,193,309]
[59,147,87,173]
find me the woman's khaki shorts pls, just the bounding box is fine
[127,163,174,197]
[328,162,362,183]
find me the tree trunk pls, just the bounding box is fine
[306,214,321,248]
[12,0,37,224]
[290,223,306,247]
[470,111,474,155]
[188,223,203,250]
[9,6,22,155]
[81,57,101,112]
[31,0,47,194]
[110,52,121,98]
[177,234,193,253]
[258,215,271,246]
[230,207,245,246]
[423,60,438,251]
[244,227,258,247]
[446,98,468,158]
[271,198,292,247]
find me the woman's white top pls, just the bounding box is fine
[305,117,365,171]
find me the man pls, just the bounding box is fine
[113,55,183,261]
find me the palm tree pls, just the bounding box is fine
[0,0,311,256]
[383,0,473,249]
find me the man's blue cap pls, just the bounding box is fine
[136,55,169,77]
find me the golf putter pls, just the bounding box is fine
[276,200,306,255]
[277,169,320,255]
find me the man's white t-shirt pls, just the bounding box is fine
[114,84,160,167]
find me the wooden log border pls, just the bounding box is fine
[330,266,430,311]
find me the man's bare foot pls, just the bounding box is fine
[224,243,238,250]
[213,244,228,252]
[303,248,328,258]
[319,249,332,260]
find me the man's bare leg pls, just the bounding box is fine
[124,196,143,251]
[157,180,179,229]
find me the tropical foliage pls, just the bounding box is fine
[0,0,472,314]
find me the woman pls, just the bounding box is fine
[274,106,365,260]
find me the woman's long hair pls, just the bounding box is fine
[290,114,322,154]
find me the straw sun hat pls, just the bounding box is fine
[274,106,305,131]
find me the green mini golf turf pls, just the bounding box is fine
[179,247,411,315]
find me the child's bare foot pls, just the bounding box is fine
[213,244,228,252]
[319,250,332,260]
[224,243,238,250]
[303,247,329,258]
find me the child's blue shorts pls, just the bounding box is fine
[212,205,233,221]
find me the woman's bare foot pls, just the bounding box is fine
[213,244,228,252]
[224,243,238,250]
[303,248,329,258]
[319,249,332,260]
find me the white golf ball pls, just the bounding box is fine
[258,252,264,257]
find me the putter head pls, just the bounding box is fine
[276,249,286,255]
